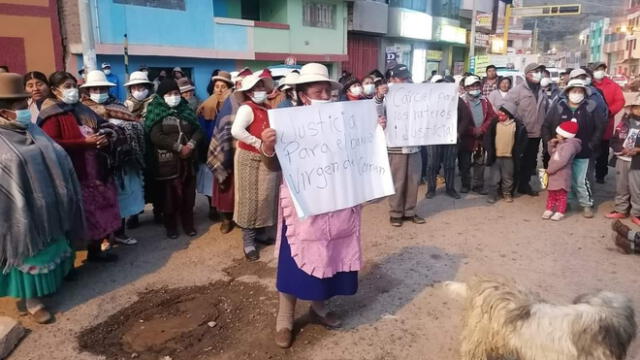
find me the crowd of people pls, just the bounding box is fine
[0,57,639,349]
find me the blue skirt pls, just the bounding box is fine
[116,168,145,218]
[276,224,358,301]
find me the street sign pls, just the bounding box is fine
[511,4,581,17]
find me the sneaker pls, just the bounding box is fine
[114,235,138,246]
[504,194,514,203]
[583,207,595,219]
[405,215,426,224]
[166,230,179,239]
[542,210,554,220]
[605,211,628,220]
[31,307,53,324]
[550,212,565,221]
[390,217,403,227]
[632,217,640,226]
[184,228,197,237]
[446,189,461,199]
[486,196,497,204]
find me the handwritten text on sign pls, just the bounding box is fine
[385,83,458,147]
[269,100,394,218]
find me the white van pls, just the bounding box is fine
[497,69,526,87]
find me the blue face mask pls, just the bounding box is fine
[15,109,32,126]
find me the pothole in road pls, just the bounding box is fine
[78,279,329,359]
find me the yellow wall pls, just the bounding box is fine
[0,14,57,73]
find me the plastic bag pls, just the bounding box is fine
[538,168,549,190]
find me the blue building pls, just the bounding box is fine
[63,0,348,100]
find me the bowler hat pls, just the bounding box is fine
[0,73,30,99]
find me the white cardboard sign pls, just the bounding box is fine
[268,100,394,218]
[384,83,458,147]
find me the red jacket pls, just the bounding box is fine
[460,96,496,152]
[593,77,625,140]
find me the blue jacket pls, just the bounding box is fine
[106,73,121,101]
[551,85,608,129]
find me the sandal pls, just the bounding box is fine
[31,308,53,324]
[309,307,342,329]
[114,235,138,245]
[275,328,293,348]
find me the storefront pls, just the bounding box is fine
[384,6,433,83]
[432,18,468,75]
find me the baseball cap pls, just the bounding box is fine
[523,63,545,74]
[388,64,412,80]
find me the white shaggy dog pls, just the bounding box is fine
[443,278,637,360]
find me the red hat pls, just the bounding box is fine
[257,68,272,79]
[556,119,579,139]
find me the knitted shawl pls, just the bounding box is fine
[0,119,85,272]
[144,94,200,133]
[207,94,241,183]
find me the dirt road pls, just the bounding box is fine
[3,178,640,360]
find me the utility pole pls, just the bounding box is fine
[533,19,539,54]
[78,0,97,71]
[502,4,511,55]
[470,0,478,59]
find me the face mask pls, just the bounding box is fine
[363,84,375,96]
[568,93,584,104]
[90,92,109,104]
[250,91,267,104]
[132,89,149,101]
[310,99,331,105]
[61,88,79,104]
[593,70,606,80]
[497,112,509,122]
[540,78,551,88]
[14,109,32,126]
[530,72,542,83]
[164,95,181,108]
[104,69,112,76]
[468,89,481,97]
[350,86,363,96]
[584,77,592,85]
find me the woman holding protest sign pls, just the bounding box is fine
[260,63,386,349]
[230,73,280,262]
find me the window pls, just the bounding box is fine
[241,0,259,20]
[389,0,427,12]
[303,2,336,29]
[432,0,460,19]
[114,0,185,10]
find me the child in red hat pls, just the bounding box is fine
[543,119,582,221]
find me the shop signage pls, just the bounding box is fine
[435,24,467,44]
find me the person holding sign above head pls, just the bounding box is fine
[375,64,425,227]
[260,63,386,349]
[459,75,496,195]
[230,72,280,261]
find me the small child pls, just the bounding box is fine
[606,100,640,225]
[484,103,527,203]
[543,119,581,221]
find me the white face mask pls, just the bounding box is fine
[363,84,375,96]
[250,91,267,104]
[90,92,109,104]
[132,89,149,101]
[350,86,363,96]
[584,77,592,85]
[103,69,112,76]
[593,70,606,80]
[530,72,542,83]
[164,94,181,108]
[540,78,551,88]
[568,92,585,104]
[61,88,79,104]
[468,89,481,97]
[309,99,331,105]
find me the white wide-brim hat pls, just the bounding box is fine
[564,79,587,93]
[124,71,152,87]
[278,71,300,90]
[293,63,341,90]
[81,70,115,88]
[236,74,274,93]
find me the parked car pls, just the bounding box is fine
[612,74,629,88]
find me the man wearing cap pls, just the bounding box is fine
[592,62,626,184]
[542,79,602,218]
[460,75,496,194]
[504,63,549,196]
[101,62,121,101]
[482,65,499,97]
[375,64,425,227]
